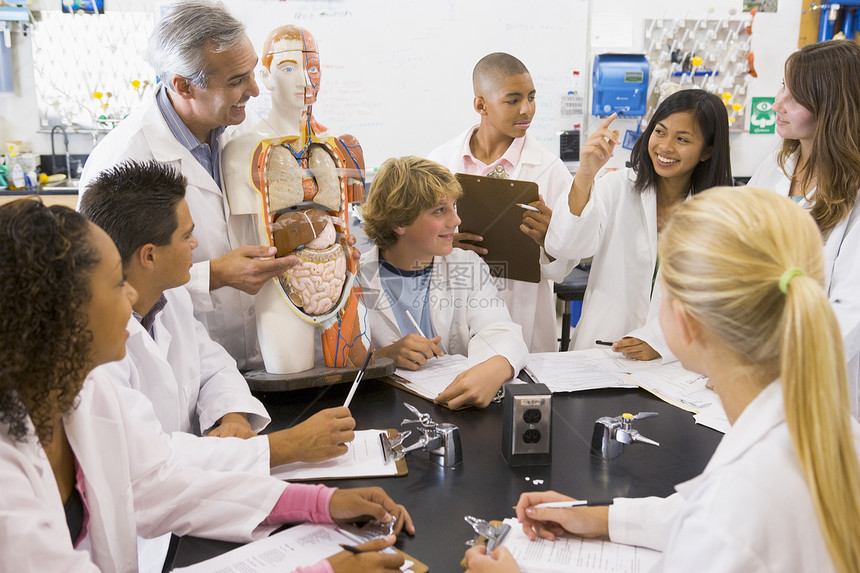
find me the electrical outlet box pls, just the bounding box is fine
[502,384,552,466]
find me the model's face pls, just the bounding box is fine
[152,199,198,289]
[774,82,817,144]
[648,111,711,184]
[83,225,138,368]
[303,46,321,105]
[269,51,308,113]
[478,73,536,140]
[395,195,461,265]
[192,36,260,129]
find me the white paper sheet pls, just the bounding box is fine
[626,362,716,413]
[271,430,399,480]
[499,518,661,573]
[173,523,415,572]
[523,349,641,392]
[392,353,470,400]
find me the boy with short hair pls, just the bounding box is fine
[79,159,356,471]
[428,52,577,353]
[360,156,528,409]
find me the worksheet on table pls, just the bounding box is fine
[271,430,399,480]
[523,348,642,392]
[499,518,661,573]
[393,353,470,399]
[173,523,417,573]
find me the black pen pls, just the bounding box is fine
[532,499,614,509]
[595,340,614,346]
[340,543,365,554]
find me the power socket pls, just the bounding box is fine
[502,384,552,466]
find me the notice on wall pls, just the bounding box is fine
[750,97,776,134]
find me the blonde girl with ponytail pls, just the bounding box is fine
[465,187,860,573]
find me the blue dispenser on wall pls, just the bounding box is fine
[591,54,649,117]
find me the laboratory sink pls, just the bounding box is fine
[42,179,80,193]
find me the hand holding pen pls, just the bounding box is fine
[327,536,402,573]
[514,490,611,541]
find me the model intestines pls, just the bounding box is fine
[268,145,347,316]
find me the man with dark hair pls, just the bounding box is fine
[81,159,357,571]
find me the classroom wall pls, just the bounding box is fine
[0,0,804,176]
[588,0,803,177]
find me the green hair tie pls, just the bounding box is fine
[778,267,806,294]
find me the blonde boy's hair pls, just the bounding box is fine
[362,156,462,251]
[659,186,860,573]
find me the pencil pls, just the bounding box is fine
[343,347,373,408]
[405,309,439,360]
[404,309,427,338]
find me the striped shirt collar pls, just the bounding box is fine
[155,83,224,185]
[132,294,169,340]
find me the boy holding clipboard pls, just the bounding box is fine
[428,52,577,353]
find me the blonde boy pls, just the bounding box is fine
[360,156,528,409]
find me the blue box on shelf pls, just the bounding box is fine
[591,54,649,117]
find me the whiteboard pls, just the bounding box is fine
[226,0,589,170]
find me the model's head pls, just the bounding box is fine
[657,185,860,573]
[777,40,860,236]
[262,25,320,106]
[631,89,731,194]
[472,52,535,140]
[0,200,136,443]
[363,156,463,251]
[80,160,189,267]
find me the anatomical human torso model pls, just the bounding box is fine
[223,25,370,373]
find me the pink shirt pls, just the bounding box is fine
[459,126,525,177]
[264,484,338,573]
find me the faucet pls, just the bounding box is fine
[50,124,72,180]
[591,412,660,460]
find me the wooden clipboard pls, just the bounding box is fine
[400,550,429,573]
[455,173,541,283]
[279,429,408,481]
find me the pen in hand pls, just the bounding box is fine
[516,203,541,212]
[405,309,438,359]
[595,340,614,346]
[531,499,614,509]
[340,543,365,554]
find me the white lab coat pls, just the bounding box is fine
[749,151,860,418]
[544,168,671,357]
[0,374,291,573]
[80,86,264,371]
[608,381,860,572]
[91,287,271,469]
[428,127,577,352]
[88,286,272,572]
[359,246,529,374]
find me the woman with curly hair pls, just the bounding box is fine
[0,199,413,572]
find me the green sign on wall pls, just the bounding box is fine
[750,97,776,134]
